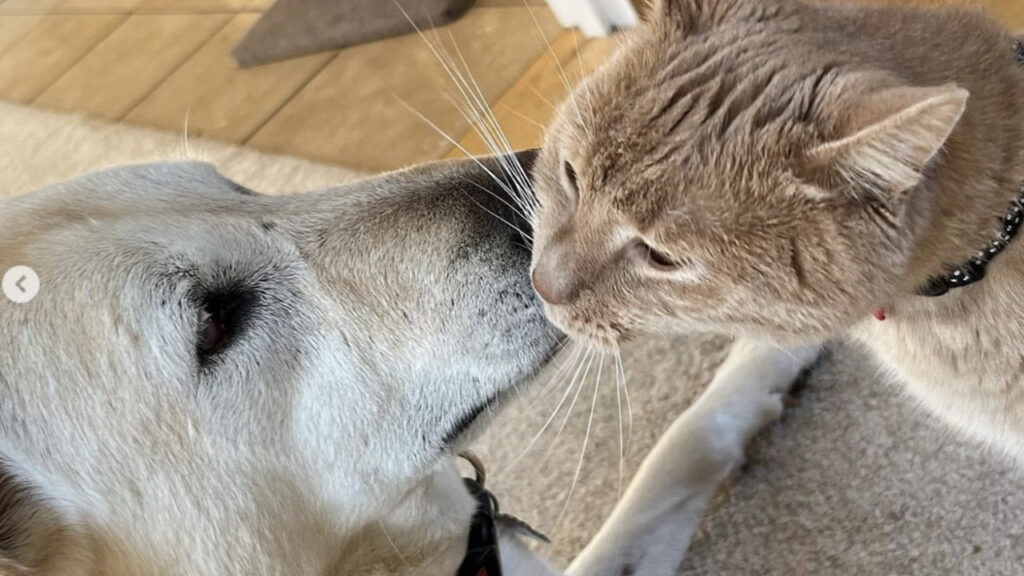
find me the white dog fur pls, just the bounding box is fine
[0,156,816,575]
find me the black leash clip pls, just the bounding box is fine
[456,451,503,576]
[455,452,550,576]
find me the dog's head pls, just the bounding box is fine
[0,155,557,575]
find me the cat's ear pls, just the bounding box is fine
[804,84,968,202]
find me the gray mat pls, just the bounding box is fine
[233,0,476,67]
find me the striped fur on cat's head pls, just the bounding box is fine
[528,0,1024,347]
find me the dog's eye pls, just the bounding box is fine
[197,308,228,359]
[195,288,255,365]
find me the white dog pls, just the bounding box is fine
[0,154,815,575]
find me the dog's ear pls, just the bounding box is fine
[0,452,85,574]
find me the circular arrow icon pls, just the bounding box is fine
[3,266,40,304]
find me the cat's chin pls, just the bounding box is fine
[555,327,621,353]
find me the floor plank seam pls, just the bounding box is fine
[116,14,236,123]
[241,49,341,146]
[28,15,130,105]
[0,17,43,59]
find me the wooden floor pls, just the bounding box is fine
[0,0,1021,172]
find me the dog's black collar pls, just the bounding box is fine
[917,41,1024,297]
[456,452,548,576]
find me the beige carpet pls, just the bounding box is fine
[0,101,363,199]
[2,101,1023,575]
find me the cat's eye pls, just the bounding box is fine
[638,241,683,271]
[563,161,579,193]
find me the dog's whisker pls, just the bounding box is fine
[181,105,193,160]
[553,352,605,534]
[377,522,412,569]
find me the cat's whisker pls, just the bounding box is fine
[410,14,536,219]
[396,100,533,242]
[497,102,549,131]
[443,30,537,215]
[501,341,572,406]
[456,182,534,246]
[528,85,560,112]
[409,14,533,212]
[541,348,597,463]
[522,1,589,135]
[393,97,519,201]
[497,340,593,475]
[614,348,625,499]
[443,94,536,220]
[456,173,533,234]
[571,30,599,126]
[532,340,584,406]
[553,352,605,534]
[615,350,633,456]
[392,3,531,212]
[431,39,515,167]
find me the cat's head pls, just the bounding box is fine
[530,0,968,347]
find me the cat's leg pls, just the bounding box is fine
[565,339,820,576]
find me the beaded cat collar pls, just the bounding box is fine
[916,40,1024,298]
[917,183,1024,297]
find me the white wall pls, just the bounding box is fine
[544,0,640,37]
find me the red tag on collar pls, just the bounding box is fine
[477,570,488,576]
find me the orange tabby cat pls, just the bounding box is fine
[530,0,1024,456]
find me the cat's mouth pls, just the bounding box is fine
[540,303,623,352]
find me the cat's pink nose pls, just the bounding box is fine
[531,252,579,305]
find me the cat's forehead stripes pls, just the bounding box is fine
[566,25,844,235]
